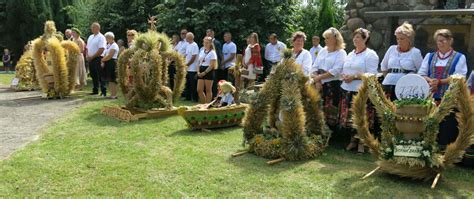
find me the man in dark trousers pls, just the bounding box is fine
[86,22,106,95]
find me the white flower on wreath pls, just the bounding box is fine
[422,150,431,157]
[385,148,392,153]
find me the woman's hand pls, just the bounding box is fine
[198,72,205,78]
[312,75,321,83]
[428,78,439,90]
[314,81,322,90]
[343,74,355,83]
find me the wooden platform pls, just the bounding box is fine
[101,106,178,122]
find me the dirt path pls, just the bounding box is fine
[0,85,84,160]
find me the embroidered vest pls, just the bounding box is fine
[427,51,462,99]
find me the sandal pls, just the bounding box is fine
[345,137,358,151]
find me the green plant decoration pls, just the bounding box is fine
[117,17,186,110]
[32,21,80,98]
[237,50,331,163]
[353,74,474,188]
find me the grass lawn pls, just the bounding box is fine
[0,74,473,197]
[0,73,15,85]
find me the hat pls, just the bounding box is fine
[218,80,236,94]
[71,27,82,36]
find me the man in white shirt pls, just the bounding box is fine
[218,32,237,82]
[184,32,199,102]
[264,33,286,80]
[309,36,322,64]
[86,22,106,95]
[174,28,188,56]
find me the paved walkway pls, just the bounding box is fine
[0,85,83,160]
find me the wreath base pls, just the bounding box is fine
[101,105,178,122]
[178,104,248,130]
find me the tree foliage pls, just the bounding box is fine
[87,0,164,42]
[0,0,74,61]
[155,0,298,51]
[316,0,336,45]
[0,0,346,61]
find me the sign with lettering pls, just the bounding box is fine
[10,78,19,86]
[395,74,430,100]
[394,145,423,157]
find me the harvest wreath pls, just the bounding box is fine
[101,17,187,121]
[353,74,473,188]
[232,50,331,164]
[32,21,80,98]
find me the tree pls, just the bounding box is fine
[316,0,336,46]
[293,2,320,49]
[154,0,298,51]
[63,0,97,38]
[0,0,74,63]
[87,0,164,42]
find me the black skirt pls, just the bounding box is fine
[198,65,215,80]
[382,85,397,101]
[101,59,117,83]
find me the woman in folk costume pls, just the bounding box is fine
[311,27,347,127]
[241,33,263,88]
[380,22,423,100]
[338,28,379,153]
[71,28,87,90]
[417,29,468,150]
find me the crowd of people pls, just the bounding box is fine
[11,21,473,153]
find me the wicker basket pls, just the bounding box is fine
[395,105,429,139]
[178,104,248,130]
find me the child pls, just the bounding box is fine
[3,49,11,72]
[207,80,236,108]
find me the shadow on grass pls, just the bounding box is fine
[227,152,312,174]
[168,126,241,137]
[82,107,178,128]
[329,171,467,197]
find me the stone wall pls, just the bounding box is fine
[341,0,473,70]
[341,0,441,58]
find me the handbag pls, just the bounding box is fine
[254,65,263,74]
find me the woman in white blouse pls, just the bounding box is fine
[311,27,347,126]
[339,28,379,153]
[197,36,218,103]
[291,31,312,76]
[417,29,467,150]
[100,32,120,99]
[381,22,423,100]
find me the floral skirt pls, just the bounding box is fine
[322,81,341,126]
[338,89,376,130]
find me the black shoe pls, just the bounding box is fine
[89,92,99,95]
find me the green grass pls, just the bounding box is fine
[0,73,15,85]
[0,75,473,197]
